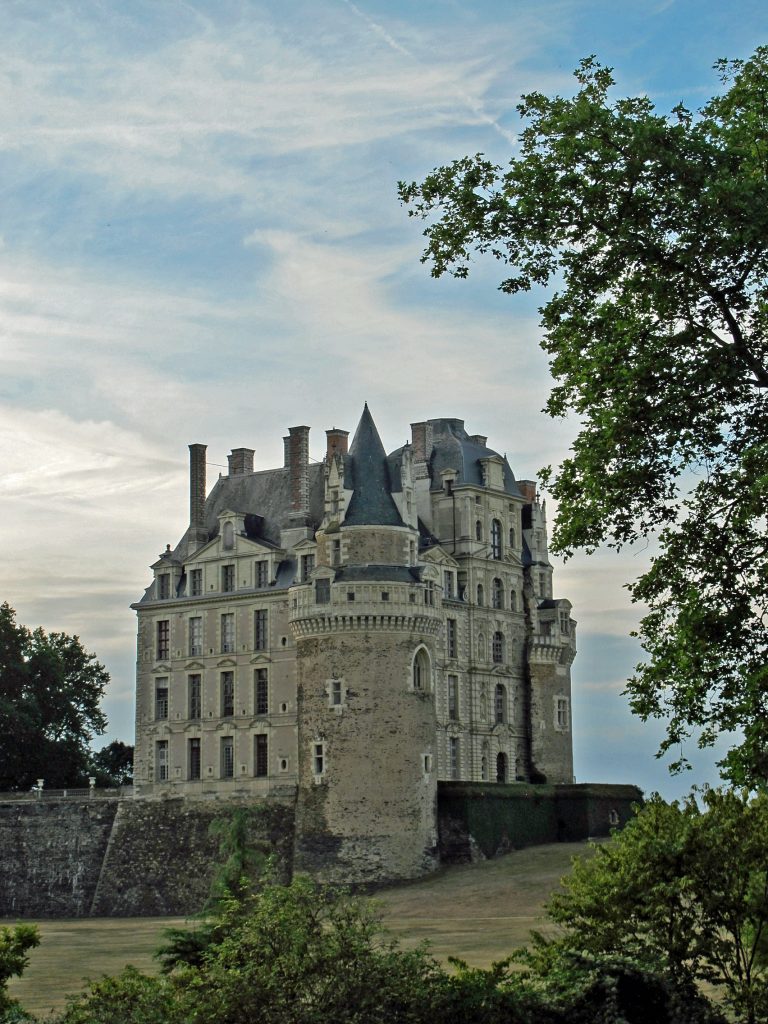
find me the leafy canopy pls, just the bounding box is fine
[527,789,768,1024]
[400,48,768,784]
[0,602,108,790]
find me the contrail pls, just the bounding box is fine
[339,0,517,147]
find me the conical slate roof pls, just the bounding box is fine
[343,404,404,527]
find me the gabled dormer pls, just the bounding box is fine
[151,546,183,601]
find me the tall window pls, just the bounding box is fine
[476,583,484,607]
[254,734,268,777]
[221,671,234,717]
[443,571,455,599]
[446,619,457,659]
[495,683,506,724]
[509,526,516,549]
[316,578,330,604]
[155,679,169,720]
[188,738,201,780]
[222,564,235,592]
[255,560,269,588]
[313,742,325,776]
[221,737,234,778]
[424,582,435,606]
[190,568,203,596]
[330,679,343,706]
[189,616,202,656]
[491,519,502,560]
[492,577,503,609]
[156,740,168,781]
[449,736,460,779]
[492,631,505,664]
[447,675,458,720]
[188,674,201,719]
[557,697,570,729]
[496,752,508,784]
[475,520,483,541]
[254,669,268,715]
[156,620,169,661]
[510,590,518,612]
[332,539,341,566]
[481,744,489,782]
[559,609,571,635]
[158,573,171,599]
[254,610,268,651]
[413,648,430,691]
[221,613,235,653]
[300,554,315,582]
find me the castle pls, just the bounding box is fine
[132,407,576,883]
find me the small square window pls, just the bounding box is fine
[347,591,355,602]
[381,591,390,602]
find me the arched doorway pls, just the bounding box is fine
[496,752,508,783]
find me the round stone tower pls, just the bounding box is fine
[290,405,442,883]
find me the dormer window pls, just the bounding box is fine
[222,522,234,550]
[316,578,331,604]
[300,554,316,582]
[157,574,171,600]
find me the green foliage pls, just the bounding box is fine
[0,924,40,1017]
[88,741,133,787]
[528,790,768,1023]
[400,48,768,785]
[54,967,183,1024]
[0,603,108,790]
[155,806,271,973]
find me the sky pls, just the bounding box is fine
[1,0,764,800]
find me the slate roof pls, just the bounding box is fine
[387,417,523,498]
[343,405,405,527]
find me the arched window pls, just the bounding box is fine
[476,583,484,607]
[509,590,517,612]
[508,526,516,549]
[491,519,502,560]
[222,521,234,550]
[492,631,504,664]
[496,752,508,783]
[412,647,431,691]
[495,683,506,723]
[492,578,503,609]
[475,520,483,541]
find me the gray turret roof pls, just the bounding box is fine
[343,405,405,527]
[388,417,522,497]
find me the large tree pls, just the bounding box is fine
[0,602,108,790]
[524,789,768,1024]
[399,47,768,785]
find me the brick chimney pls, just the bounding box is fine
[325,428,349,461]
[285,425,310,522]
[518,479,538,503]
[187,443,208,553]
[228,447,255,476]
[410,421,433,463]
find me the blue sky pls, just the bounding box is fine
[1,0,763,799]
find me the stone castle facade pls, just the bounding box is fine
[132,407,576,883]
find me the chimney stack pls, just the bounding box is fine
[410,421,433,464]
[518,479,538,503]
[325,428,349,462]
[187,443,208,554]
[228,447,255,476]
[285,425,310,522]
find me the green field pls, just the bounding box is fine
[6,841,592,1018]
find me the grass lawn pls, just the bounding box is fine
[6,840,592,1018]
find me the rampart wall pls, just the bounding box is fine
[0,783,640,917]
